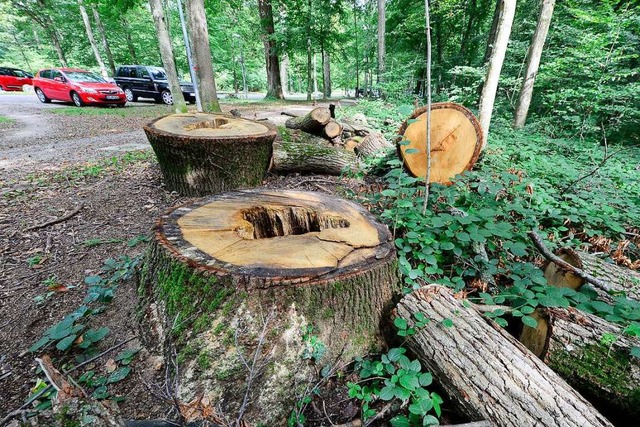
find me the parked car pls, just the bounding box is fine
[0,67,33,91]
[33,68,126,107]
[114,65,195,105]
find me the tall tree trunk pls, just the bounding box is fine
[148,0,187,113]
[257,0,284,99]
[478,0,516,147]
[322,49,331,98]
[185,0,221,112]
[458,0,477,65]
[30,0,68,67]
[12,33,32,72]
[482,0,503,66]
[280,54,289,95]
[377,0,385,86]
[306,0,312,101]
[78,0,108,78]
[92,6,116,76]
[513,0,555,128]
[353,0,359,98]
[121,18,138,63]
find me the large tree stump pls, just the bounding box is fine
[520,306,640,421]
[396,285,613,427]
[544,248,640,301]
[397,103,483,184]
[140,189,400,425]
[143,113,276,196]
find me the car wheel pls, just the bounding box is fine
[161,90,173,105]
[124,87,137,102]
[71,92,84,107]
[35,87,51,103]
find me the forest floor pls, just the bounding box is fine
[0,96,367,425]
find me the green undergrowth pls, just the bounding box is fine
[0,115,14,123]
[348,103,640,330]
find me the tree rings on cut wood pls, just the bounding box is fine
[143,113,276,196]
[397,103,483,184]
[140,189,400,424]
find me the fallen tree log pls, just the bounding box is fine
[140,189,400,425]
[143,113,276,196]
[520,306,640,420]
[397,103,482,184]
[285,107,331,134]
[271,138,358,175]
[542,246,640,301]
[356,132,394,158]
[322,119,343,140]
[396,285,613,427]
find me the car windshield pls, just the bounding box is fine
[149,67,167,80]
[65,71,106,83]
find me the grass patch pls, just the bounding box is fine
[50,105,171,117]
[0,115,14,123]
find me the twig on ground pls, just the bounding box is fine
[281,112,298,118]
[363,402,392,427]
[528,230,612,292]
[23,202,85,232]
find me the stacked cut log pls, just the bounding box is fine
[272,106,394,175]
[396,285,614,427]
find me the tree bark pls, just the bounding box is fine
[143,114,276,195]
[377,0,385,86]
[543,248,640,301]
[478,0,515,146]
[140,189,399,425]
[322,49,331,98]
[356,132,393,158]
[272,137,359,175]
[513,0,556,128]
[257,0,284,99]
[280,54,289,95]
[78,0,109,79]
[396,285,614,427]
[92,6,116,76]
[121,18,138,63]
[482,0,502,66]
[285,107,332,134]
[520,306,640,420]
[185,0,221,112]
[322,120,343,140]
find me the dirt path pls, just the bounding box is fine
[0,96,331,424]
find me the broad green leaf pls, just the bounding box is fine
[56,334,77,351]
[522,316,538,328]
[107,366,131,384]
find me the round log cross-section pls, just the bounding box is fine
[143,113,276,196]
[140,189,400,424]
[397,103,483,184]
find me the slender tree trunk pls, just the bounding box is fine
[513,0,555,128]
[313,53,319,94]
[12,33,32,72]
[434,11,443,93]
[257,0,284,99]
[354,0,359,98]
[92,6,116,76]
[121,18,139,63]
[30,0,68,67]
[483,0,503,66]
[478,0,516,147]
[377,0,385,86]
[322,49,331,98]
[148,0,187,113]
[32,28,41,48]
[240,50,248,98]
[306,0,312,101]
[458,0,477,65]
[280,55,289,95]
[185,0,221,112]
[78,0,108,78]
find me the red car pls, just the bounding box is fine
[33,68,126,107]
[0,67,33,91]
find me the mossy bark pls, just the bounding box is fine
[520,306,640,421]
[396,286,613,427]
[139,189,401,425]
[143,113,276,196]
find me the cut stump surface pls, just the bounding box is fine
[397,103,482,184]
[143,113,276,196]
[141,189,400,424]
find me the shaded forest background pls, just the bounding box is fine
[1,0,638,144]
